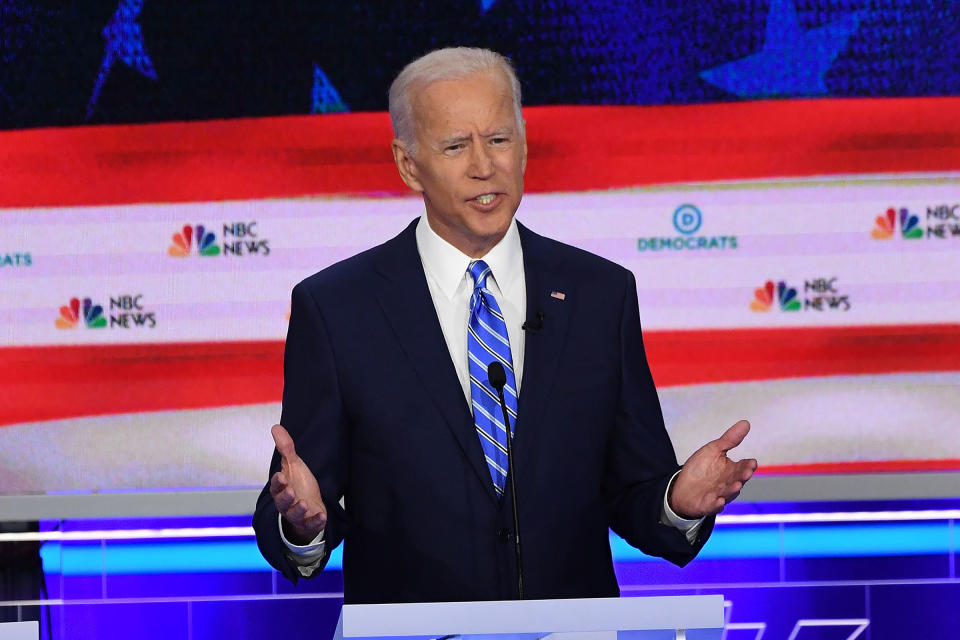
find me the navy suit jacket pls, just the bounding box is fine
[253,218,714,603]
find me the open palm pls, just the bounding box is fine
[269,424,327,545]
[669,420,758,518]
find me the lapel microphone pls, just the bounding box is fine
[487,361,524,600]
[521,310,545,333]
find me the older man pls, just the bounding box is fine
[253,47,756,604]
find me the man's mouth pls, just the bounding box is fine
[473,193,497,205]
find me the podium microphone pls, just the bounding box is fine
[487,361,523,599]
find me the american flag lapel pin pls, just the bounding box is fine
[550,291,566,301]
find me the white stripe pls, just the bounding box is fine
[716,509,960,525]
[468,351,518,403]
[477,316,511,347]
[473,399,511,437]
[473,415,508,454]
[468,263,491,285]
[476,428,508,457]
[470,376,518,420]
[1,509,954,542]
[480,293,506,322]
[0,526,256,542]
[468,357,519,402]
[468,350,490,371]
[484,454,508,477]
[469,374,501,405]
[468,326,514,371]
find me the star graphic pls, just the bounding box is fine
[86,0,158,120]
[700,0,860,98]
[311,64,349,114]
[0,0,40,110]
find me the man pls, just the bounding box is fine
[253,47,756,604]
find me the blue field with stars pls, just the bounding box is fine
[0,0,958,128]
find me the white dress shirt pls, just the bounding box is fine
[281,215,702,576]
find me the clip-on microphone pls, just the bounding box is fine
[521,311,545,333]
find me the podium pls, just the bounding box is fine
[0,623,38,640]
[334,595,724,640]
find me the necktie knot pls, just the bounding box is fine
[468,260,492,291]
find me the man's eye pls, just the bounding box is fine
[491,137,508,145]
[446,144,464,152]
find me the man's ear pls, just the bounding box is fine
[392,139,424,193]
[520,119,528,174]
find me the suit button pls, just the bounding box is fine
[497,528,510,542]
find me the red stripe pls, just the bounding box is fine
[1,324,957,428]
[644,323,960,387]
[2,97,959,208]
[0,341,283,427]
[757,459,960,475]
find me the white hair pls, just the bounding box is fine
[388,47,524,156]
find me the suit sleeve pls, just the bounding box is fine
[602,271,715,566]
[253,281,350,583]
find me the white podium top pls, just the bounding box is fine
[335,595,724,640]
[0,622,39,640]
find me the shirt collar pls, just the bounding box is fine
[415,215,523,300]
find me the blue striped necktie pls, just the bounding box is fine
[467,259,518,497]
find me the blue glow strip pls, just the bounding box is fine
[611,526,784,561]
[613,521,952,561]
[40,543,61,574]
[40,522,949,576]
[782,523,951,558]
[40,541,343,576]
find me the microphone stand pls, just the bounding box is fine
[487,362,523,599]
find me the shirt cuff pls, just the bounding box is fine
[661,469,706,544]
[278,512,327,577]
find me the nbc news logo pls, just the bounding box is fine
[168,223,270,258]
[55,296,156,330]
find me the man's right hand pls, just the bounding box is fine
[270,424,327,545]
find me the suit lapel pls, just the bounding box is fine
[514,224,574,483]
[373,220,499,504]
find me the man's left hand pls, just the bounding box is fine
[669,419,758,518]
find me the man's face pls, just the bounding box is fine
[392,69,527,257]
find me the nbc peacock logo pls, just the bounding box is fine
[168,224,221,257]
[55,297,107,329]
[750,280,801,312]
[871,207,923,240]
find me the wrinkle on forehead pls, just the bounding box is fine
[411,69,517,143]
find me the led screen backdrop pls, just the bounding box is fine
[2,0,959,127]
[1,0,959,498]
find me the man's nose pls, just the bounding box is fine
[468,142,495,179]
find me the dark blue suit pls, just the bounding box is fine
[253,219,714,603]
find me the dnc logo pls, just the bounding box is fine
[872,207,922,240]
[56,297,107,329]
[750,280,801,312]
[168,224,221,257]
